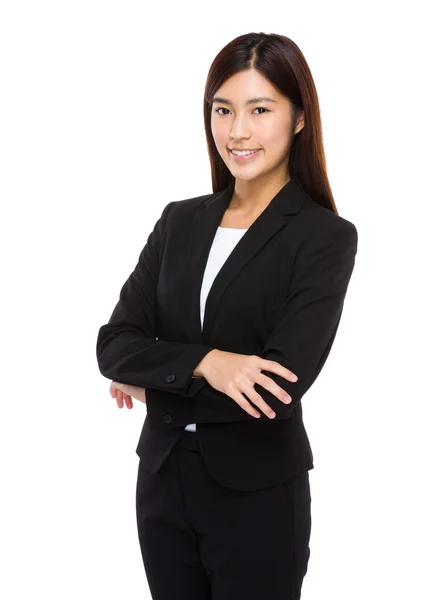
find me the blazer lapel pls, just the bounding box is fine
[185,177,307,343]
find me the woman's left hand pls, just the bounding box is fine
[110,381,146,409]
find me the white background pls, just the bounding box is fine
[1,1,423,598]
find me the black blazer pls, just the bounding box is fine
[96,177,358,491]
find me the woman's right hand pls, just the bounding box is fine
[195,350,297,419]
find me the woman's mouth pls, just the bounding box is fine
[229,148,262,162]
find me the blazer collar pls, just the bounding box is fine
[185,177,307,342]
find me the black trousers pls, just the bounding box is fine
[135,430,312,600]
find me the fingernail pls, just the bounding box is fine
[268,411,276,418]
[290,374,298,381]
[284,395,291,403]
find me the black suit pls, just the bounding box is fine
[96,177,358,492]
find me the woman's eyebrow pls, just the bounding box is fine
[212,96,277,105]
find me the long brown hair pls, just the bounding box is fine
[203,32,338,215]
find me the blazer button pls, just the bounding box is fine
[163,414,172,424]
[165,374,176,383]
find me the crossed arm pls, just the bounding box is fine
[96,201,358,424]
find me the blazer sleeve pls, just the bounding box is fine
[167,218,358,425]
[96,201,215,396]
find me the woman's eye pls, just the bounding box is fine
[215,107,269,115]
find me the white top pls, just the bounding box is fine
[185,226,248,433]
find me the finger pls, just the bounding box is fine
[256,372,292,404]
[123,393,133,409]
[116,390,124,409]
[225,384,261,419]
[256,357,298,382]
[239,381,277,418]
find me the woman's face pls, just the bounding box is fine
[211,68,303,183]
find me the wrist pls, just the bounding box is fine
[193,349,218,378]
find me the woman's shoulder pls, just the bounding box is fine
[171,190,215,209]
[162,190,214,222]
[299,192,357,241]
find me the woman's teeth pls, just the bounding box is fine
[231,149,259,156]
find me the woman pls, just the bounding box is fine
[96,32,358,600]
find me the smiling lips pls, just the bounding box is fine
[229,148,262,161]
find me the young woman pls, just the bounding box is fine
[96,32,358,600]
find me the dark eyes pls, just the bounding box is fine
[215,107,269,115]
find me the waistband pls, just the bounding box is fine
[177,430,201,452]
